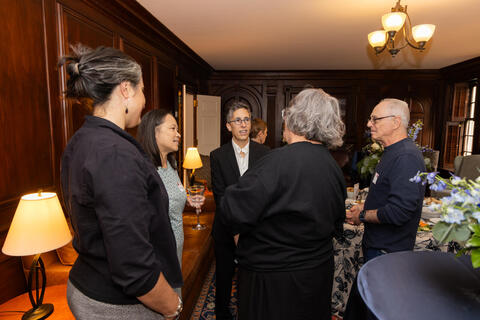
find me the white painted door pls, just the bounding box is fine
[197,94,221,156]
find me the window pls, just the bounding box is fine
[442,81,478,170]
[462,85,477,156]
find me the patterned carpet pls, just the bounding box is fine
[190,262,238,320]
[190,262,342,320]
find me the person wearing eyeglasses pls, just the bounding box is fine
[219,88,346,320]
[343,98,426,320]
[210,101,270,320]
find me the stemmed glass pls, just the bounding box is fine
[187,184,206,230]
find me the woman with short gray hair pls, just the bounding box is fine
[220,88,347,320]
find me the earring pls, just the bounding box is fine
[124,98,129,114]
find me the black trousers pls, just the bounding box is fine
[343,247,385,320]
[237,258,334,320]
[214,239,236,320]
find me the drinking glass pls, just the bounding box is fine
[187,184,206,230]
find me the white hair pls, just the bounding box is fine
[380,98,410,128]
[284,88,345,148]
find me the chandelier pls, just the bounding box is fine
[368,0,435,57]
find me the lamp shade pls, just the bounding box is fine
[412,24,436,42]
[183,147,203,169]
[368,30,387,48]
[381,12,406,32]
[2,192,72,256]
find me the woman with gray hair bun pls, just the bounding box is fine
[220,88,347,320]
[59,45,183,320]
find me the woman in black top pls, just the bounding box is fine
[60,45,182,320]
[221,88,347,320]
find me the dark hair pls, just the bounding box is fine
[58,44,142,106]
[137,109,177,169]
[225,101,251,123]
[250,118,267,138]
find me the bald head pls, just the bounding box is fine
[378,99,410,129]
[368,98,410,147]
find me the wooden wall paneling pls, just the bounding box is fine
[156,61,176,112]
[0,0,58,302]
[208,72,442,149]
[120,38,154,113]
[266,84,278,148]
[58,3,116,137]
[0,0,211,306]
[451,82,469,121]
[0,0,56,205]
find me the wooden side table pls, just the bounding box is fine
[0,284,74,319]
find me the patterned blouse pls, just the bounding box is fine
[157,161,187,267]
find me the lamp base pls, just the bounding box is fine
[22,303,53,320]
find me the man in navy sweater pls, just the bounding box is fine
[344,98,426,319]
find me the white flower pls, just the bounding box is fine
[472,211,480,222]
[442,207,465,224]
[371,143,380,151]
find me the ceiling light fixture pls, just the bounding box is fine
[368,0,435,57]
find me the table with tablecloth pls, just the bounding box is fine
[331,222,457,317]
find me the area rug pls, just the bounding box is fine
[190,262,238,320]
[190,262,342,320]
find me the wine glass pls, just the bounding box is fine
[187,184,206,230]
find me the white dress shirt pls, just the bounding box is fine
[232,139,250,176]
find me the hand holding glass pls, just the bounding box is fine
[187,185,206,230]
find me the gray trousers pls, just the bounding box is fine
[67,280,165,320]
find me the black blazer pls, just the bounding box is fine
[210,140,270,242]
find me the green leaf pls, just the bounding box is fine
[471,248,480,269]
[469,223,480,235]
[433,222,471,243]
[432,222,452,243]
[451,224,472,242]
[466,235,480,247]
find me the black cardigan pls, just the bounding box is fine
[61,116,182,304]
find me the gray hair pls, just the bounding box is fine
[380,98,410,128]
[58,44,142,106]
[225,101,251,123]
[284,88,345,148]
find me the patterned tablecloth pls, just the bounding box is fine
[331,223,457,317]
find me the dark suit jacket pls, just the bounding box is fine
[210,140,270,242]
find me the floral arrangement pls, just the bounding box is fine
[410,171,480,268]
[357,120,434,179]
[357,138,384,179]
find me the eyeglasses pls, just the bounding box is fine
[367,115,396,124]
[229,117,251,126]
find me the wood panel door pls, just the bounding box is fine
[197,95,221,156]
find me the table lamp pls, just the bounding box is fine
[183,147,203,186]
[2,192,72,320]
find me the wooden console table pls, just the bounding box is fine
[0,284,74,319]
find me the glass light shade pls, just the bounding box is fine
[381,12,407,32]
[412,24,436,42]
[2,192,72,256]
[368,30,387,48]
[183,147,203,169]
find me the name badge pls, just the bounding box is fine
[372,172,379,184]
